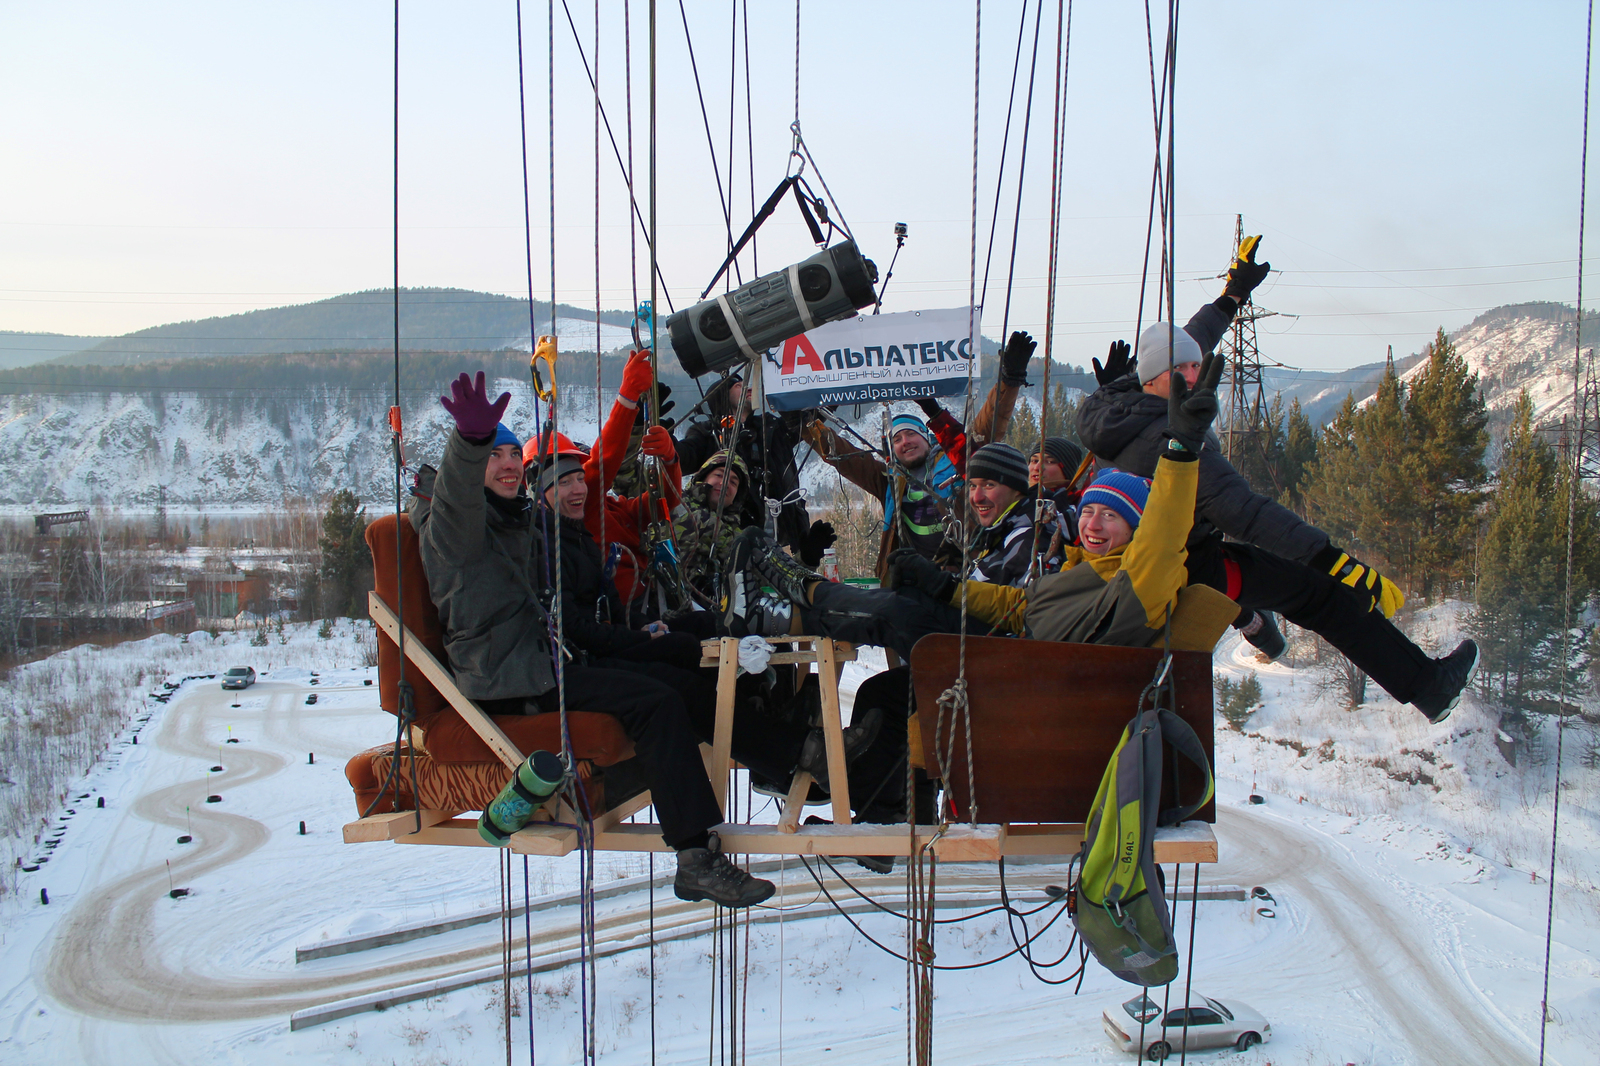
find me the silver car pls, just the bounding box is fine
[221,666,256,690]
[1102,992,1270,1060]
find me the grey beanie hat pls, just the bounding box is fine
[1041,436,1085,474]
[1136,322,1204,384]
[966,443,1030,494]
[537,453,586,492]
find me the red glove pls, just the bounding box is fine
[620,348,655,404]
[640,424,675,459]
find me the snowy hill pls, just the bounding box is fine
[1401,302,1594,427]
[0,621,1593,1064]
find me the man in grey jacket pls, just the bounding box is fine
[418,370,774,906]
[1075,240,1478,723]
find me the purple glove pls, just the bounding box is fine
[440,371,511,441]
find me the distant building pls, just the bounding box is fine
[187,571,271,618]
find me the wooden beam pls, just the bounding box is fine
[778,773,814,833]
[343,809,460,843]
[384,817,1216,864]
[368,592,522,772]
[708,637,739,815]
[590,789,654,833]
[815,638,853,826]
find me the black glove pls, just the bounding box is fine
[1223,235,1270,303]
[634,382,675,430]
[797,520,837,567]
[999,331,1037,387]
[1093,340,1131,386]
[1163,350,1225,454]
[887,547,957,604]
[916,397,944,420]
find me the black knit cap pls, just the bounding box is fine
[1041,436,1085,473]
[966,443,1030,494]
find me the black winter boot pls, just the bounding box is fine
[1238,610,1286,662]
[795,708,884,794]
[721,561,793,637]
[730,525,823,606]
[1412,639,1478,724]
[674,832,776,906]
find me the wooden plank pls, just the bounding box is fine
[708,638,739,814]
[815,639,853,826]
[383,817,1215,863]
[342,809,460,842]
[590,789,653,833]
[778,773,813,833]
[368,592,523,772]
[912,636,1216,826]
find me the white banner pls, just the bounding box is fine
[759,306,979,412]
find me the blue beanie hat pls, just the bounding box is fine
[889,414,933,442]
[1080,469,1151,530]
[493,423,522,451]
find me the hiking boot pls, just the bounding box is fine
[674,832,776,907]
[1239,610,1286,662]
[731,525,822,606]
[1411,639,1479,724]
[721,563,793,637]
[796,708,884,794]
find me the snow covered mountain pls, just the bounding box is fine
[0,301,1583,512]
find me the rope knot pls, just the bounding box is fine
[914,938,936,964]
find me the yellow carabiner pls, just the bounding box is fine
[532,335,558,401]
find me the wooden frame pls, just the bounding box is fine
[344,605,1218,864]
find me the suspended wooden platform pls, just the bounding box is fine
[342,513,1217,864]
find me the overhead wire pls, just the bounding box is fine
[1542,2,1592,1061]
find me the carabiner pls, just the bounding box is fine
[532,335,558,401]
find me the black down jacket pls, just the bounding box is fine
[533,512,653,659]
[1074,297,1332,566]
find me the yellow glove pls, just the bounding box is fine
[1326,551,1403,618]
[1375,574,1405,619]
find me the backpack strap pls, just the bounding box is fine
[1155,708,1215,827]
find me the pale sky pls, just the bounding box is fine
[0,1,1592,372]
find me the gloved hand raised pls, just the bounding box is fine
[620,348,655,404]
[440,371,511,441]
[1318,547,1406,618]
[632,382,676,430]
[1223,235,1270,303]
[797,520,837,567]
[640,424,676,460]
[1000,331,1037,387]
[916,397,944,420]
[887,547,957,604]
[1093,340,1131,386]
[1162,350,1224,454]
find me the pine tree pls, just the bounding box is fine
[1471,391,1600,710]
[1405,329,1489,599]
[1301,365,1419,587]
[1279,398,1317,514]
[317,490,372,618]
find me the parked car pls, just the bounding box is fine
[221,667,256,690]
[1102,992,1270,1060]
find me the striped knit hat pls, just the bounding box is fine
[1040,436,1085,474]
[1080,469,1151,530]
[966,443,1030,494]
[889,413,934,443]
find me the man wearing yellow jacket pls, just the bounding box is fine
[726,348,1236,657]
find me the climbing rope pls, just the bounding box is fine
[1543,3,1593,1060]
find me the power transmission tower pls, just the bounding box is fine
[1217,214,1280,484]
[1575,348,1600,482]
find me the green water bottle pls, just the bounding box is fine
[477,750,567,846]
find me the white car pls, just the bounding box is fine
[1102,992,1270,1060]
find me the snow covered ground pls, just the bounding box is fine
[0,618,1594,1065]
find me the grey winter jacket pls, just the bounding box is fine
[1074,297,1331,566]
[411,430,557,701]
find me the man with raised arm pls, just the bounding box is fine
[1077,237,1478,723]
[416,370,774,907]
